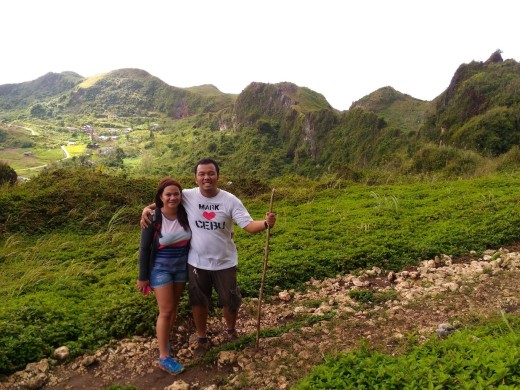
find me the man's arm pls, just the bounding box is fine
[140,203,157,228]
[243,212,276,234]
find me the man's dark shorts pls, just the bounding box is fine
[188,264,242,313]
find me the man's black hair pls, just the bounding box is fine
[195,158,220,176]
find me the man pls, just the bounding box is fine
[141,158,276,355]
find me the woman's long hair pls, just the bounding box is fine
[154,178,189,230]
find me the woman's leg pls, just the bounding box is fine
[154,283,175,359]
[169,282,185,328]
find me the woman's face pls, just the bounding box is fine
[160,185,182,209]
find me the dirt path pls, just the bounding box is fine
[4,245,520,390]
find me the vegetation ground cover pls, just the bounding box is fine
[1,54,519,387]
[295,315,520,389]
[6,247,518,389]
[0,169,519,376]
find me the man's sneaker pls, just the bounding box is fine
[224,328,239,342]
[158,356,184,375]
[193,337,210,357]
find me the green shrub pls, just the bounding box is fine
[452,106,520,156]
[348,289,397,305]
[295,316,520,389]
[0,161,17,186]
[497,145,520,171]
[1,169,520,375]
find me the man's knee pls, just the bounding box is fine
[226,287,242,313]
[188,283,210,307]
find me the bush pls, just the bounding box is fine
[295,316,520,389]
[2,169,520,375]
[0,161,17,186]
[0,167,157,234]
[452,106,520,156]
[497,145,520,171]
[409,143,483,176]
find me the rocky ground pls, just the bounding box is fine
[3,244,520,390]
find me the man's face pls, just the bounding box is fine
[195,163,219,192]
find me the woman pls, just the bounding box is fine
[137,178,191,375]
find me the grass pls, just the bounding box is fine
[3,145,69,172]
[0,229,162,375]
[0,169,519,375]
[294,315,520,389]
[78,73,107,88]
[195,312,336,365]
[65,144,87,158]
[4,149,54,173]
[235,172,520,296]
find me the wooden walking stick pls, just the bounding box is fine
[255,188,275,350]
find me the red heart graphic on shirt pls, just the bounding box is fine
[203,211,216,220]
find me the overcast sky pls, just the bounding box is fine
[1,0,518,110]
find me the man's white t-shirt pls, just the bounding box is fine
[182,187,253,270]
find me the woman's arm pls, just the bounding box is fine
[137,221,155,281]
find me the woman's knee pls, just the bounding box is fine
[158,306,176,318]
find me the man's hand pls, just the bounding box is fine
[244,212,277,234]
[265,212,276,228]
[140,206,154,228]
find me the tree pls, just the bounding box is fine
[0,161,17,186]
[485,49,503,64]
[138,150,153,174]
[29,103,47,118]
[105,147,126,168]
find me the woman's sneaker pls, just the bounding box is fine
[158,356,184,375]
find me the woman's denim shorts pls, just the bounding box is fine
[150,268,188,288]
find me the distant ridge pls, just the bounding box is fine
[0,50,519,178]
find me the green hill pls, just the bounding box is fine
[0,71,84,111]
[350,86,430,133]
[65,68,235,118]
[1,51,520,383]
[421,50,520,157]
[0,50,519,180]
